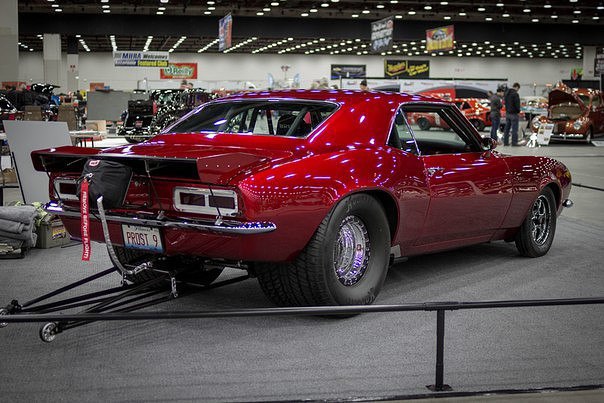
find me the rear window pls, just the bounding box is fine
[168,100,338,137]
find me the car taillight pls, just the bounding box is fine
[174,187,239,216]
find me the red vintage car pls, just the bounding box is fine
[409,98,491,132]
[531,84,604,143]
[31,90,572,307]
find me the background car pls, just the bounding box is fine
[521,96,549,122]
[408,98,490,131]
[0,95,20,133]
[118,88,215,143]
[531,83,604,143]
[32,90,572,307]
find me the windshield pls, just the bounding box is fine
[168,100,338,137]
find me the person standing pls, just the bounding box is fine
[503,82,523,146]
[489,87,504,142]
[359,79,368,91]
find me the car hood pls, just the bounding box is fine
[100,139,294,185]
[548,88,586,110]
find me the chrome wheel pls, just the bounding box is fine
[530,195,551,245]
[333,216,371,286]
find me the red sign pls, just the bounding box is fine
[160,63,198,80]
[80,178,91,261]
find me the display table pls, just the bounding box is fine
[69,130,104,147]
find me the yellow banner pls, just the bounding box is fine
[426,25,455,52]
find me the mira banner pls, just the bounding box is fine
[219,14,233,51]
[160,63,198,79]
[371,16,394,53]
[113,51,169,67]
[385,60,430,78]
[426,25,455,52]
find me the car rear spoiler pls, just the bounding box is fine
[31,146,201,180]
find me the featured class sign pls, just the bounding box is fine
[160,63,198,79]
[426,25,455,52]
[330,64,367,79]
[113,51,169,67]
[219,14,233,51]
[384,60,430,78]
[371,16,394,53]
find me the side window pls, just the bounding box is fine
[403,104,481,155]
[388,108,419,155]
[591,95,601,108]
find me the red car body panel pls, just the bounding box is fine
[32,90,571,263]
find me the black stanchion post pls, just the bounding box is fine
[427,309,452,391]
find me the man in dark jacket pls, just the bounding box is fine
[489,86,504,142]
[502,82,523,146]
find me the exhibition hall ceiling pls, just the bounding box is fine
[18,0,604,23]
[16,0,603,57]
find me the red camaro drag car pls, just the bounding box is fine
[31,90,572,307]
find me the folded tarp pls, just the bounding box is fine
[0,206,37,224]
[0,218,27,234]
[0,229,37,248]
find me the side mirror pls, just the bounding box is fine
[482,137,497,150]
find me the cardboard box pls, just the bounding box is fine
[36,218,70,249]
[1,168,17,185]
[86,120,107,132]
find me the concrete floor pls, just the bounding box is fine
[0,141,603,402]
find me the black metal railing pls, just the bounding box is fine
[3,296,603,391]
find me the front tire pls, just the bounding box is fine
[584,128,592,144]
[256,193,391,306]
[417,118,431,131]
[470,119,485,132]
[515,187,557,257]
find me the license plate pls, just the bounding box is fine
[121,225,163,252]
[135,120,143,128]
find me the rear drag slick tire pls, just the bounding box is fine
[256,193,391,307]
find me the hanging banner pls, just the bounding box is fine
[385,60,430,78]
[219,14,233,51]
[426,25,455,52]
[371,16,394,53]
[113,51,169,67]
[160,63,198,79]
[595,46,604,75]
[330,64,367,79]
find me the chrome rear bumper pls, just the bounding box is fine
[45,202,277,235]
